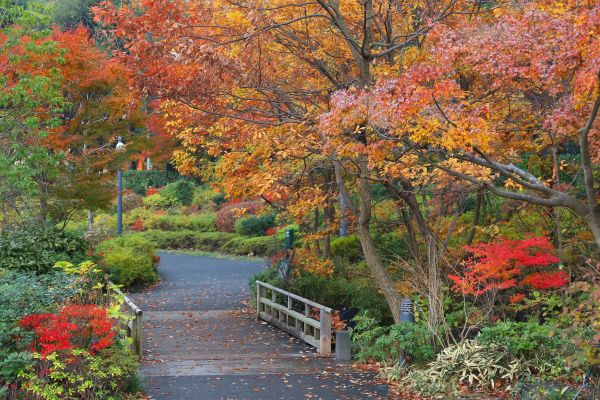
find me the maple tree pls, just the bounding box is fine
[94,0,475,326]
[0,0,147,226]
[448,236,568,298]
[94,0,600,328]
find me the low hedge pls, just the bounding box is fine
[136,230,237,251]
[96,235,157,288]
[135,230,280,256]
[146,214,216,232]
[220,235,280,256]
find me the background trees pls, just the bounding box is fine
[95,0,599,330]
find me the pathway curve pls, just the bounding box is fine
[130,252,389,400]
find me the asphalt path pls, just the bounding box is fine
[130,252,389,400]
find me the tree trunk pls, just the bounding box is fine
[334,158,404,323]
[385,181,445,328]
[466,188,484,245]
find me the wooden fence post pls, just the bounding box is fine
[256,281,261,318]
[319,308,332,356]
[134,312,143,356]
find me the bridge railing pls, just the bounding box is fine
[112,288,143,358]
[256,280,331,355]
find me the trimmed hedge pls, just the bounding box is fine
[220,235,280,256]
[146,214,216,232]
[137,230,237,251]
[134,230,280,256]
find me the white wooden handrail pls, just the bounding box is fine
[256,280,332,355]
[112,288,143,358]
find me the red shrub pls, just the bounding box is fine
[131,218,144,231]
[19,305,115,356]
[448,236,567,296]
[146,187,160,196]
[265,226,278,236]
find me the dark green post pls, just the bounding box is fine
[284,229,294,250]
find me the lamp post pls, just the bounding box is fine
[116,137,125,235]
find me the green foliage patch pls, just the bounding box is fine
[234,214,276,237]
[96,235,157,288]
[123,170,179,195]
[0,225,87,273]
[330,235,363,263]
[161,180,195,206]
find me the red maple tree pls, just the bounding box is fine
[449,237,568,297]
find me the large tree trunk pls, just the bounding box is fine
[334,158,404,323]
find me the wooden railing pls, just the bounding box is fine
[113,288,143,358]
[256,280,332,355]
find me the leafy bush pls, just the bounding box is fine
[138,230,237,251]
[146,213,216,232]
[0,269,77,384]
[96,235,157,288]
[352,312,436,365]
[235,214,276,236]
[405,340,522,396]
[330,235,363,263]
[162,180,195,206]
[18,346,139,400]
[476,321,584,378]
[191,186,219,210]
[215,200,262,232]
[124,170,179,195]
[220,235,280,256]
[17,304,138,400]
[143,192,179,210]
[0,225,87,273]
[212,192,226,206]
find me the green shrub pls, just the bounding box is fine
[351,313,436,365]
[234,214,276,236]
[96,235,157,288]
[142,192,179,210]
[0,269,78,384]
[137,230,237,251]
[162,180,195,206]
[146,213,216,232]
[0,225,87,273]
[476,321,584,378]
[221,235,279,256]
[211,192,226,206]
[330,235,363,263]
[283,272,388,320]
[124,170,179,195]
[192,186,219,210]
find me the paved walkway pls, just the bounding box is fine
[130,252,389,400]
